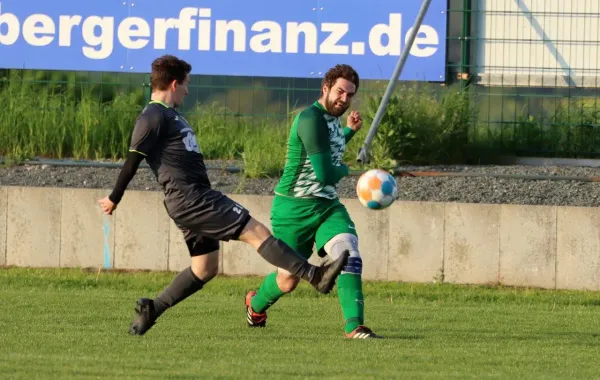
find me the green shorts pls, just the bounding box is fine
[270,194,357,259]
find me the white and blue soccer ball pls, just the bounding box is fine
[356,169,398,210]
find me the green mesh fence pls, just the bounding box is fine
[0,67,389,125]
[2,0,599,160]
[448,0,600,158]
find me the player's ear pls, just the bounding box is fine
[170,79,178,92]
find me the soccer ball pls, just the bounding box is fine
[356,169,398,210]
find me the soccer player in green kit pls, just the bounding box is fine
[245,64,380,339]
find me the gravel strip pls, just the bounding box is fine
[2,160,600,207]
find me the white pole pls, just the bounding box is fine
[357,0,434,164]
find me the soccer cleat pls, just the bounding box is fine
[245,291,267,327]
[309,251,350,294]
[128,298,158,336]
[344,325,382,339]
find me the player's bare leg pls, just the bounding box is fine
[129,250,219,336]
[238,217,348,294]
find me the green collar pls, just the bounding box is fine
[313,101,327,113]
[149,100,171,108]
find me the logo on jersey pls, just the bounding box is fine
[181,127,200,153]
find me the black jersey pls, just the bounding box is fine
[129,101,211,201]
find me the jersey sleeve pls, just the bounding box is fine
[344,126,356,143]
[108,150,145,204]
[129,109,163,156]
[296,110,330,155]
[297,110,348,185]
[308,153,349,185]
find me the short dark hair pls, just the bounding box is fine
[321,64,359,95]
[151,55,192,91]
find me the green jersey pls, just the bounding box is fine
[275,101,353,200]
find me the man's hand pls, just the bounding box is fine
[346,110,363,132]
[98,196,117,215]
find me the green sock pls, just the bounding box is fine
[251,272,286,313]
[337,273,364,333]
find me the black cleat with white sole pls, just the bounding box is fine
[309,251,350,294]
[345,325,382,339]
[128,298,159,336]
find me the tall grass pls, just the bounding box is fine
[0,80,143,161]
[474,98,600,157]
[0,82,290,177]
[185,103,289,177]
[3,78,600,177]
[359,84,476,169]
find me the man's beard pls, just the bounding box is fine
[325,95,349,117]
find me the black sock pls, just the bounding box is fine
[257,236,316,282]
[153,267,205,317]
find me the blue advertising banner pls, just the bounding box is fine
[0,0,447,81]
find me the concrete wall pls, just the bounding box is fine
[1,185,600,291]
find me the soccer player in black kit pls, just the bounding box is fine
[98,55,349,336]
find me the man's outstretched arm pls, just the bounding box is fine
[107,151,146,204]
[98,111,161,215]
[297,112,348,186]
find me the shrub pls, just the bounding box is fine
[362,85,475,169]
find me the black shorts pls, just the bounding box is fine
[164,188,252,256]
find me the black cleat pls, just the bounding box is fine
[309,251,350,294]
[345,325,382,339]
[128,298,158,336]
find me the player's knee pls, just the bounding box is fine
[276,270,300,293]
[324,233,362,275]
[191,265,218,283]
[238,217,272,248]
[191,251,219,282]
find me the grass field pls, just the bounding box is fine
[1,267,599,379]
